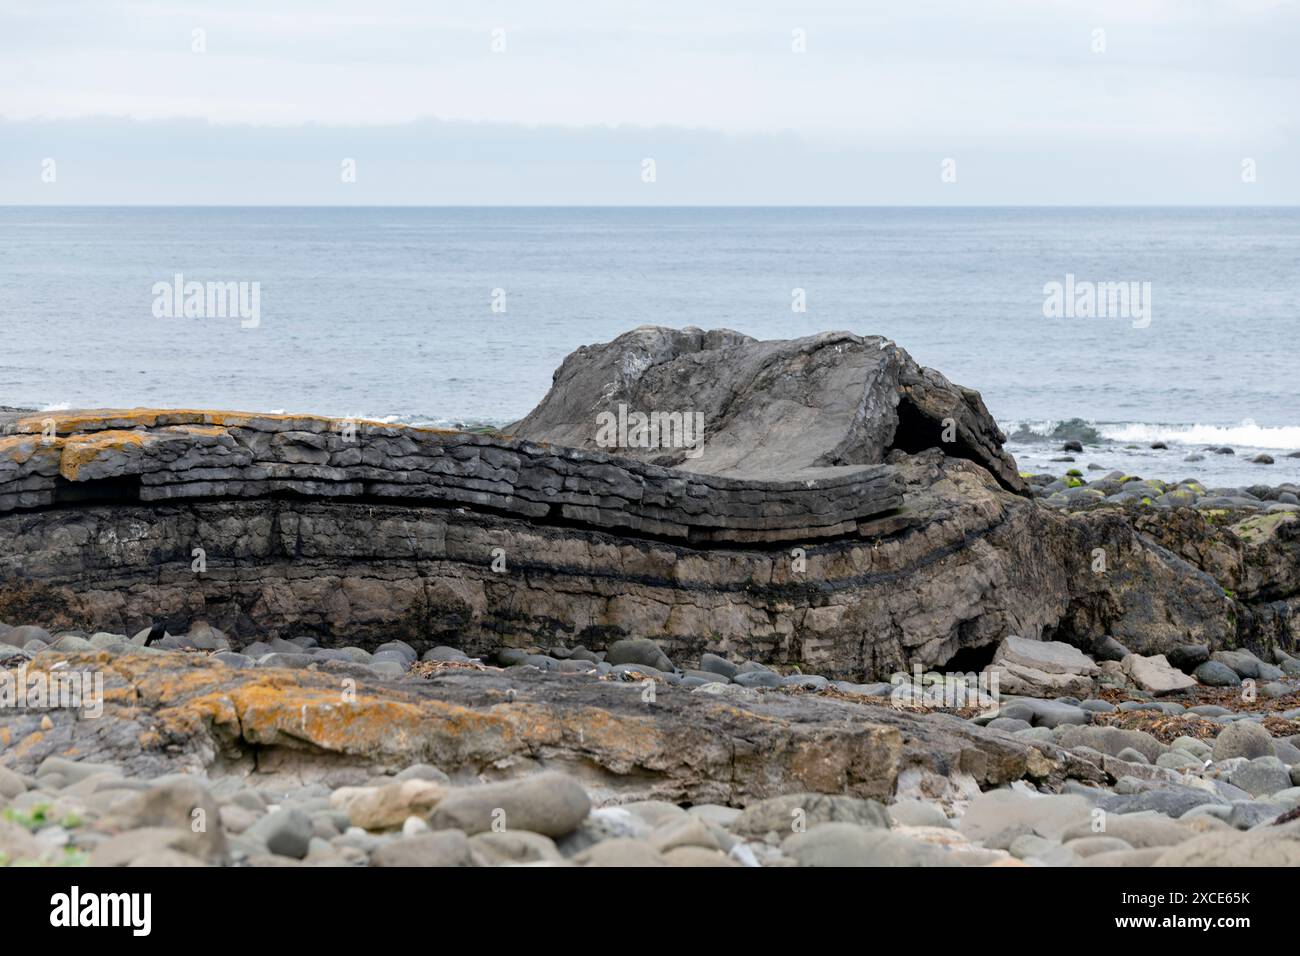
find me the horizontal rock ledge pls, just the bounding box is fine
[0,408,902,545]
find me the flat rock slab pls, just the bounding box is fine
[992,636,1100,677]
[0,408,901,544]
[1,649,1085,807]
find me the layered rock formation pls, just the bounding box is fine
[0,327,1290,678]
[508,326,1026,492]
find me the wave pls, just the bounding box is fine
[1004,418,1300,451]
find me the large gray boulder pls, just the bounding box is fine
[506,326,1026,491]
[1122,653,1197,695]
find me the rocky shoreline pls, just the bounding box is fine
[4,326,1300,867]
[4,626,1300,866]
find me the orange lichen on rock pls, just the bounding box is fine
[58,430,152,480]
[0,433,60,468]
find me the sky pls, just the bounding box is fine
[1,0,1298,203]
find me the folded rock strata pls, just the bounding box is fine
[0,408,900,544]
[0,327,1287,678]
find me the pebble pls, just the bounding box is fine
[370,829,477,867]
[792,823,983,867]
[1212,720,1275,761]
[429,772,591,837]
[1228,756,1292,797]
[245,807,314,860]
[731,793,889,838]
[698,652,739,679]
[604,638,674,673]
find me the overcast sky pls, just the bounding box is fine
[1,0,1297,203]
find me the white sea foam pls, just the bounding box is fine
[1099,421,1300,450]
[1004,419,1300,451]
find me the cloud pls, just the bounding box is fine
[0,0,1296,203]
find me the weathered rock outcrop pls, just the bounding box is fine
[0,408,899,544]
[508,326,1026,493]
[0,327,1287,677]
[0,647,1082,804]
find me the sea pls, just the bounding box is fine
[2,206,1297,488]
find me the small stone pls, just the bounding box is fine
[988,717,1032,733]
[698,653,739,679]
[605,638,674,672]
[421,646,470,663]
[1167,643,1210,671]
[469,830,562,864]
[1194,661,1242,687]
[574,837,666,867]
[1211,650,1266,679]
[650,815,724,853]
[1,625,50,648]
[1171,736,1213,759]
[245,807,313,859]
[1061,814,1194,849]
[663,846,739,867]
[1098,787,1224,818]
[337,780,447,831]
[1212,721,1274,761]
[98,778,227,863]
[959,791,1092,843]
[0,766,28,800]
[783,823,962,867]
[1123,653,1197,695]
[1116,747,1150,765]
[1064,836,1134,857]
[781,674,829,690]
[393,763,451,784]
[1091,636,1130,662]
[888,799,952,829]
[730,793,889,838]
[1078,699,1116,714]
[1225,801,1285,829]
[1009,833,1058,859]
[429,773,590,837]
[733,670,784,688]
[90,827,214,867]
[1229,756,1292,797]
[370,829,477,867]
[1156,751,1204,771]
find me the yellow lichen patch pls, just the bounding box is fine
[13,406,471,440]
[0,433,57,466]
[501,702,661,762]
[11,730,45,758]
[58,430,152,481]
[224,682,507,755]
[1231,511,1298,546]
[15,409,166,435]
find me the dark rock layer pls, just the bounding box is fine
[1,329,1294,676]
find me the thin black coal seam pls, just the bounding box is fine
[4,501,1000,599]
[1,486,906,554]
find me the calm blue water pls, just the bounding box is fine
[1,207,1297,485]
